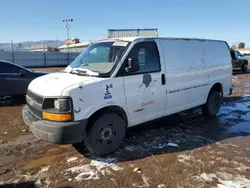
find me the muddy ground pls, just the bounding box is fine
[0,68,250,188]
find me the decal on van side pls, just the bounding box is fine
[104,84,113,100]
[142,100,154,106]
[139,74,152,88]
[169,83,209,94]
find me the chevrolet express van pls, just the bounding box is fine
[23,37,232,156]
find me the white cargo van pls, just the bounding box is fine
[23,37,232,156]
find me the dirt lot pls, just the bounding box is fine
[0,68,250,188]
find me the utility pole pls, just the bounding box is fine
[11,40,15,63]
[62,19,73,53]
[63,19,73,64]
[11,40,14,52]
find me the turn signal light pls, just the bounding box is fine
[42,112,72,121]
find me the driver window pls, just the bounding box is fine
[0,62,21,73]
[125,42,161,74]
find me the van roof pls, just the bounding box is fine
[93,37,227,43]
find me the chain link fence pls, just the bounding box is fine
[0,51,80,67]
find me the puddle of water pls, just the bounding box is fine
[230,122,250,134]
[24,145,72,169]
[24,155,58,169]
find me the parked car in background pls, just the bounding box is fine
[0,60,48,96]
[230,49,248,73]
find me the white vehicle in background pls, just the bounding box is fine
[23,37,232,156]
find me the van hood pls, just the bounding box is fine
[28,72,97,96]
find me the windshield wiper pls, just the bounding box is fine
[70,68,99,76]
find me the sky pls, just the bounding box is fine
[1,0,250,46]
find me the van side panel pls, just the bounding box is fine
[202,41,232,97]
[160,39,207,115]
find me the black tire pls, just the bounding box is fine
[202,90,222,117]
[84,112,126,156]
[242,63,248,73]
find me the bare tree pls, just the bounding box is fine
[231,45,236,49]
[238,42,245,49]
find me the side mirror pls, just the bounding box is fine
[125,57,140,73]
[243,53,247,56]
[19,70,25,77]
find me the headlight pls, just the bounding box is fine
[53,99,71,112]
[42,98,73,121]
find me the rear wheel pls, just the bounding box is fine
[84,112,126,156]
[202,90,222,117]
[242,63,248,73]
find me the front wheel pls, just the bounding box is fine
[84,112,126,156]
[242,63,248,73]
[202,90,222,117]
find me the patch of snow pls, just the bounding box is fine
[217,177,250,188]
[125,145,138,152]
[199,173,217,182]
[153,143,169,149]
[141,174,150,187]
[209,161,215,165]
[157,184,166,188]
[68,178,72,182]
[67,158,123,181]
[69,165,99,181]
[197,171,250,188]
[177,154,194,165]
[21,166,50,186]
[167,142,179,148]
[67,157,78,162]
[232,161,250,172]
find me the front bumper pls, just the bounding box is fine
[22,105,87,144]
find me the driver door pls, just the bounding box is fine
[121,41,167,126]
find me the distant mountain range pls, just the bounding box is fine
[0,40,64,52]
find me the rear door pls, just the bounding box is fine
[121,41,167,126]
[160,39,205,114]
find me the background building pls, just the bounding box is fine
[58,41,92,52]
[107,28,158,38]
[29,45,59,52]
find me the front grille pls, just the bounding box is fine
[27,90,43,104]
[26,90,43,119]
[27,102,42,118]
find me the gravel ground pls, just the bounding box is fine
[0,68,250,188]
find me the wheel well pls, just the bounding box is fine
[208,83,223,98]
[211,83,223,93]
[86,106,128,132]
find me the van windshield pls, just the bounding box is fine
[66,41,129,76]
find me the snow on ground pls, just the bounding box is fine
[19,166,51,186]
[67,157,78,162]
[197,171,250,188]
[67,158,123,181]
[177,154,195,165]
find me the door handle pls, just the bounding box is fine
[161,74,166,85]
